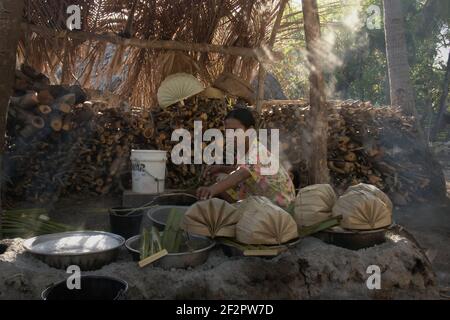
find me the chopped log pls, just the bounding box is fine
[15,109,44,129]
[38,90,54,105]
[62,115,73,131]
[37,105,52,115]
[11,92,39,109]
[50,114,63,132]
[55,102,72,114]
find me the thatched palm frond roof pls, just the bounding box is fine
[20,0,291,107]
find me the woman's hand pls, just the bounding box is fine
[197,186,214,200]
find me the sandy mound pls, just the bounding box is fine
[0,231,439,300]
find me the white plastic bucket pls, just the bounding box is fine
[131,150,167,194]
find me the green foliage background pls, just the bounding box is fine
[273,0,449,138]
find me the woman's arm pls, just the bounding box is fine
[203,165,237,177]
[197,167,251,200]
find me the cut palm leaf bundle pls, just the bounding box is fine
[140,226,163,261]
[0,209,76,239]
[161,208,185,253]
[297,216,342,238]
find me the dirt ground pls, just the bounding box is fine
[2,160,448,299]
[46,160,450,297]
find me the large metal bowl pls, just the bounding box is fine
[23,231,125,271]
[125,234,215,269]
[314,225,393,250]
[146,206,190,230]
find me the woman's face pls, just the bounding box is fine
[225,118,247,131]
[225,118,252,157]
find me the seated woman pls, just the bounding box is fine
[196,107,296,210]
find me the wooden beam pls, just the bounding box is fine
[22,23,282,63]
[262,99,309,106]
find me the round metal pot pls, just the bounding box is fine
[125,234,215,269]
[23,231,125,271]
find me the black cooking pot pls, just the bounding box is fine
[42,276,128,300]
[109,207,144,240]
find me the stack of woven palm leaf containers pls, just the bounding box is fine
[181,183,393,253]
[294,183,393,250]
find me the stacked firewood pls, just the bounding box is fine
[151,97,232,188]
[4,67,445,206]
[5,66,151,203]
[262,101,446,205]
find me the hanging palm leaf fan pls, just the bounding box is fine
[157,73,204,108]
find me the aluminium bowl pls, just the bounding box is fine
[125,234,215,269]
[23,231,125,271]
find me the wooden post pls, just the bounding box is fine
[0,0,25,212]
[256,0,289,113]
[302,0,330,184]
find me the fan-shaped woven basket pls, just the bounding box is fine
[157,73,204,108]
[346,183,393,211]
[333,189,392,231]
[182,198,240,238]
[294,184,338,227]
[236,196,298,245]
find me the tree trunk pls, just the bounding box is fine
[0,0,25,212]
[431,51,450,141]
[383,0,417,117]
[302,0,329,184]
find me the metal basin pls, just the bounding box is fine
[125,234,215,269]
[146,206,190,230]
[314,226,392,250]
[23,231,125,271]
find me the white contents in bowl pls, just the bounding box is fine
[31,235,121,254]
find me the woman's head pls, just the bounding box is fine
[225,107,256,131]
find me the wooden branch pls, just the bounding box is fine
[22,23,282,63]
[262,99,309,106]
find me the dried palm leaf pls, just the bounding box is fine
[333,190,392,231]
[235,196,298,245]
[182,198,239,238]
[294,184,338,227]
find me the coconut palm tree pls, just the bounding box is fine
[302,0,329,184]
[383,0,418,117]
